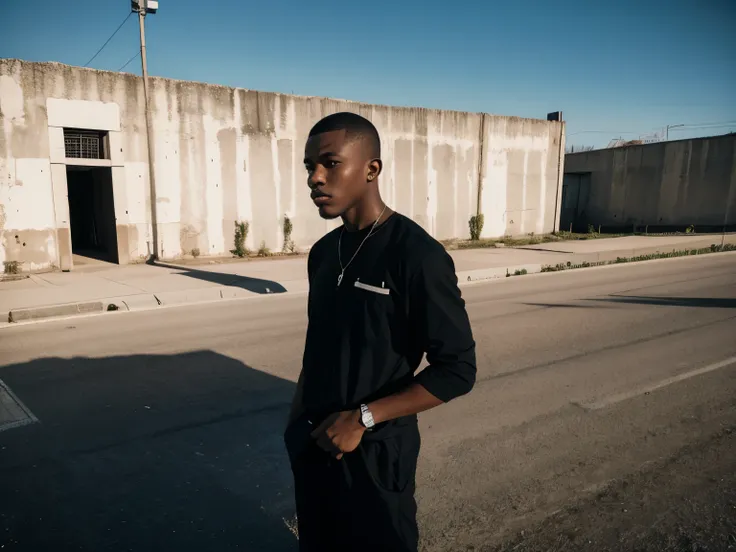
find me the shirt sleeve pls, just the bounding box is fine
[306,246,318,320]
[410,248,477,402]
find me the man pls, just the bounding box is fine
[284,112,476,552]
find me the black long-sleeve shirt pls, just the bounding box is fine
[301,213,476,414]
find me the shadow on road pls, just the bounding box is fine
[153,260,289,295]
[593,296,736,309]
[0,351,298,551]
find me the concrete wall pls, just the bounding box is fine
[0,59,565,270]
[563,135,736,232]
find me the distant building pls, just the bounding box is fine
[561,134,736,233]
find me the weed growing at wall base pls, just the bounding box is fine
[540,244,736,273]
[469,214,485,241]
[257,241,271,257]
[3,261,21,275]
[282,215,296,254]
[232,221,250,258]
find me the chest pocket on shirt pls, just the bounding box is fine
[354,279,391,296]
[349,277,396,344]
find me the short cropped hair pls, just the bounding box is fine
[308,112,381,159]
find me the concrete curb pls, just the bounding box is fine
[458,264,543,283]
[4,242,734,325]
[8,301,105,323]
[3,281,308,325]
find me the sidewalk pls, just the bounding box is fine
[2,234,734,324]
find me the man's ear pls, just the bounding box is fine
[367,159,383,182]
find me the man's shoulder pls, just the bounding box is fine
[308,226,341,260]
[391,214,448,264]
[396,213,445,257]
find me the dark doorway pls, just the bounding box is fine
[66,166,119,263]
[560,172,591,232]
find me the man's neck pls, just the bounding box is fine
[342,198,389,232]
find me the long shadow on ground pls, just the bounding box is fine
[0,351,297,551]
[153,261,288,294]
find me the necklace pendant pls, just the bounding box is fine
[337,273,344,287]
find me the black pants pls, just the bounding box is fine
[285,416,420,552]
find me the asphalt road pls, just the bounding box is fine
[1,253,735,551]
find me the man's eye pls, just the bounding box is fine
[304,165,314,174]
[326,160,338,169]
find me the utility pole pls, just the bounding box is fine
[134,0,159,260]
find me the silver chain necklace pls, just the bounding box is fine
[337,205,388,287]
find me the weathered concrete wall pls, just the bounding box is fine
[0,59,564,269]
[563,135,736,232]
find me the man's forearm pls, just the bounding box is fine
[367,382,443,425]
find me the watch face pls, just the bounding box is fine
[362,411,374,428]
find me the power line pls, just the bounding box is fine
[566,130,638,136]
[678,120,736,128]
[84,12,133,67]
[118,50,141,72]
[670,124,736,132]
[567,120,736,138]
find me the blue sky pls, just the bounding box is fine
[2,0,734,148]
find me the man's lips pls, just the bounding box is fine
[311,193,331,205]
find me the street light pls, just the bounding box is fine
[665,124,684,141]
[132,0,159,260]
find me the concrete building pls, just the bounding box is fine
[562,134,736,233]
[0,59,565,272]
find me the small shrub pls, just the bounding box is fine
[469,214,485,241]
[232,221,250,258]
[686,225,695,234]
[3,261,21,275]
[191,248,200,258]
[282,215,296,253]
[257,241,271,257]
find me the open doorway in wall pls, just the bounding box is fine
[66,166,119,264]
[560,172,591,233]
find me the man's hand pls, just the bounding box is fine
[311,410,365,460]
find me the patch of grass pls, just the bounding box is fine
[257,241,271,257]
[541,243,736,273]
[454,231,629,250]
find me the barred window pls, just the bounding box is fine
[64,129,109,159]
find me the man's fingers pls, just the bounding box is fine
[316,432,336,454]
[310,413,337,439]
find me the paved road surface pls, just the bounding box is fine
[1,253,735,551]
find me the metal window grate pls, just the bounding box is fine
[64,130,105,159]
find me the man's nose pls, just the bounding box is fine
[308,166,326,189]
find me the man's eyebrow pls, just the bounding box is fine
[304,152,340,163]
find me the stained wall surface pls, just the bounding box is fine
[0,59,565,270]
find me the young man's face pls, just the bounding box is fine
[304,129,371,220]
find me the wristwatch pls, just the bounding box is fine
[359,404,375,429]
